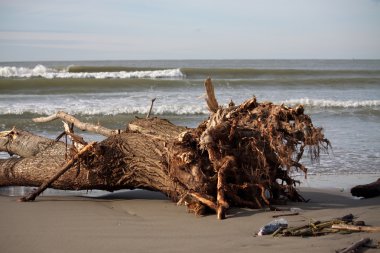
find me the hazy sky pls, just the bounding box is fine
[0,0,379,61]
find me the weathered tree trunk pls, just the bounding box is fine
[0,118,188,195]
[0,78,330,219]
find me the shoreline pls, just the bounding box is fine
[1,187,379,253]
[2,173,379,198]
[295,173,380,191]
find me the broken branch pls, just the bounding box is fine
[146,98,157,118]
[33,111,118,137]
[332,224,380,233]
[204,77,219,113]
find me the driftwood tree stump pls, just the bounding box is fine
[351,178,380,198]
[0,78,330,219]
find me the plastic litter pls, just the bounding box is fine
[258,218,288,236]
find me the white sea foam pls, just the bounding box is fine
[0,65,51,78]
[0,98,209,116]
[283,98,380,108]
[1,95,379,116]
[0,65,184,79]
[3,99,379,117]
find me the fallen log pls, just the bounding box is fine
[351,178,380,198]
[0,78,330,219]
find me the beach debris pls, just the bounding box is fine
[336,237,371,253]
[272,212,299,218]
[268,214,380,237]
[269,207,303,218]
[258,218,288,236]
[290,207,304,212]
[0,78,330,219]
[351,178,380,198]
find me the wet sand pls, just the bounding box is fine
[0,188,379,253]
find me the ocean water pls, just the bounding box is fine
[1,59,379,190]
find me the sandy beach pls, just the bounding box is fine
[0,188,379,253]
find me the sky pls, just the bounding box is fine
[0,0,379,61]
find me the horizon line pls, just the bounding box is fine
[1,58,380,63]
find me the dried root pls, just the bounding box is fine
[172,78,330,219]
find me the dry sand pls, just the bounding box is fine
[0,188,379,253]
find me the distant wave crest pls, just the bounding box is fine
[284,98,380,108]
[0,65,184,79]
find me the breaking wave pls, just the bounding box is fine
[0,103,209,116]
[283,98,380,108]
[0,65,184,79]
[1,97,379,117]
